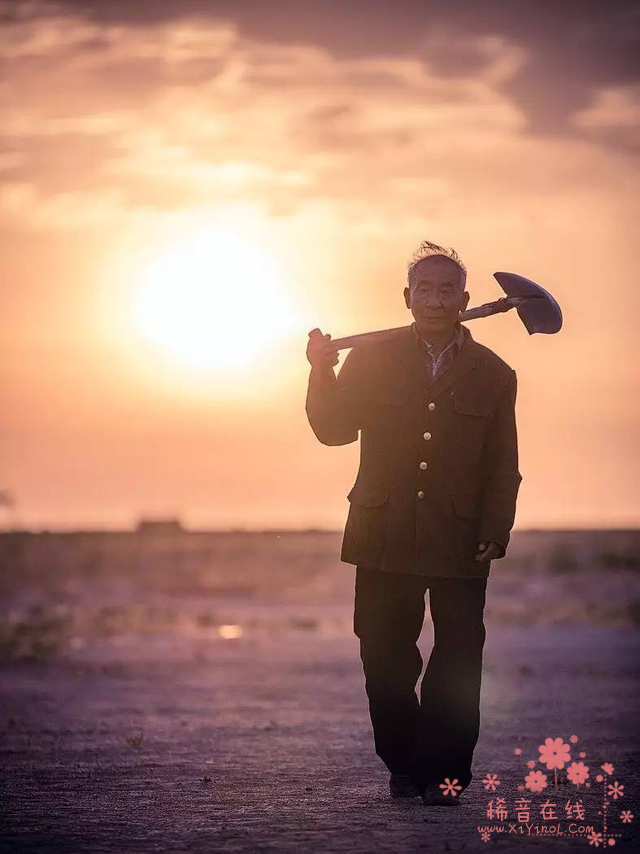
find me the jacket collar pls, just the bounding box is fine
[411,320,466,357]
[389,321,480,400]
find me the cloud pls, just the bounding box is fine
[27,0,640,137]
[0,3,525,228]
[571,84,640,153]
[1,0,638,234]
[0,180,126,229]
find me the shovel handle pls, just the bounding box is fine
[459,295,528,321]
[330,326,410,349]
[330,297,531,350]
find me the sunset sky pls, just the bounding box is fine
[2,0,639,531]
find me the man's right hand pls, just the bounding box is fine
[306,328,339,371]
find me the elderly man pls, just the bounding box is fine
[305,241,522,806]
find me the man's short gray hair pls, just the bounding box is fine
[407,240,467,289]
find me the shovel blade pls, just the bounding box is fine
[493,272,562,334]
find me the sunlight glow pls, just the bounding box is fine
[133,229,297,370]
[218,624,243,640]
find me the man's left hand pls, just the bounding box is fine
[475,541,504,563]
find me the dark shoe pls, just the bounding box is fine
[421,782,463,806]
[389,773,421,798]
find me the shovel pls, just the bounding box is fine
[328,272,563,350]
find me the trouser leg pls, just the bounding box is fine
[414,576,488,791]
[353,566,427,776]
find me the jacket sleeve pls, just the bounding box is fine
[478,369,523,558]
[305,346,368,446]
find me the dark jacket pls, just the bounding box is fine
[305,322,522,577]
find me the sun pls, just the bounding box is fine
[133,229,297,370]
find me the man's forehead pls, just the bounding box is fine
[411,256,464,284]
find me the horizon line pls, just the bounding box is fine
[1,526,639,536]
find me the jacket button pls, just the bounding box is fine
[423,432,432,441]
[428,402,436,411]
[419,461,428,470]
[417,491,425,499]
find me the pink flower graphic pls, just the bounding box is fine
[570,734,578,743]
[527,760,536,769]
[601,763,614,775]
[525,770,548,793]
[567,761,589,785]
[482,773,500,791]
[481,830,491,842]
[580,751,586,758]
[539,737,571,770]
[608,781,624,800]
[588,830,604,847]
[514,748,522,755]
[440,777,462,797]
[596,775,603,782]
[620,810,633,823]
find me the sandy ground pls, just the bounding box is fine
[1,622,639,853]
[1,530,639,851]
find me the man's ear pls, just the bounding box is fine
[461,290,470,311]
[403,286,411,310]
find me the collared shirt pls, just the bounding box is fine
[411,321,466,380]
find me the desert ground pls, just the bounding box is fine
[1,528,639,852]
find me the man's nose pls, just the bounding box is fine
[423,293,443,308]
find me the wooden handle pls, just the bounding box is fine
[331,325,411,349]
[330,297,531,350]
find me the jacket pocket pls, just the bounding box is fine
[454,395,490,417]
[378,386,414,409]
[347,481,389,507]
[342,495,388,567]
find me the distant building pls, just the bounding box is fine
[0,489,17,532]
[136,517,184,534]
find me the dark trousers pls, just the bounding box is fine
[354,566,488,791]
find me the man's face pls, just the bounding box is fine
[403,256,470,337]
